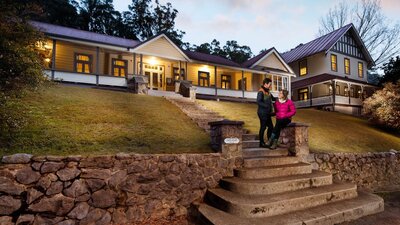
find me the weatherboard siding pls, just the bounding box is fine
[256,53,288,72]
[136,37,187,61]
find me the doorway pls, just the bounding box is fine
[143,63,164,90]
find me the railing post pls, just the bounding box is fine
[279,123,310,162]
[209,120,244,175]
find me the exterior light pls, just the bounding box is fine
[329,85,332,90]
[149,57,157,66]
[45,58,51,62]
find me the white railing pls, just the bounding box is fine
[54,71,97,85]
[335,95,350,104]
[195,86,216,96]
[350,97,363,105]
[98,76,127,87]
[244,91,257,99]
[295,100,311,108]
[312,96,333,106]
[217,89,243,98]
[44,70,52,79]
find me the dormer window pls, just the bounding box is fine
[299,59,307,76]
[344,58,350,75]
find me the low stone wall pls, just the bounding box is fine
[0,153,242,225]
[312,151,400,191]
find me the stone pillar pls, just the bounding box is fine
[279,123,310,161]
[209,120,244,159]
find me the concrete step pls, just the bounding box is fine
[243,156,300,168]
[234,162,312,179]
[205,183,358,218]
[242,148,288,158]
[198,191,383,225]
[242,140,288,149]
[220,170,332,195]
[242,134,258,141]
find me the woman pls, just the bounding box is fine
[266,89,296,149]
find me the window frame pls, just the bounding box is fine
[331,54,337,72]
[173,67,185,81]
[358,62,364,78]
[111,58,128,77]
[298,88,309,101]
[221,74,232,89]
[344,58,351,75]
[198,71,210,87]
[74,53,92,74]
[299,59,308,76]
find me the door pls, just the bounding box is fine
[142,64,164,90]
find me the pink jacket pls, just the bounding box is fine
[274,99,296,119]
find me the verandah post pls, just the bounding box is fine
[96,47,100,86]
[51,39,56,80]
[241,70,244,98]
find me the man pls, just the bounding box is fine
[257,78,275,148]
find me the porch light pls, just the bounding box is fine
[329,85,332,90]
[44,44,52,49]
[44,58,51,62]
[149,57,157,66]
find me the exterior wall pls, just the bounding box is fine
[255,53,288,71]
[55,41,98,73]
[187,63,216,86]
[312,83,330,97]
[327,50,368,83]
[290,52,327,82]
[135,36,187,61]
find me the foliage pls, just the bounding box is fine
[318,0,400,66]
[379,56,400,86]
[29,0,80,28]
[363,82,400,130]
[0,0,46,138]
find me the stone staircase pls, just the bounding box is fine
[165,96,224,132]
[196,133,384,225]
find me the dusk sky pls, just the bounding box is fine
[113,0,400,55]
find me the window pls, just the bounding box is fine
[358,62,363,78]
[336,85,340,95]
[75,54,92,73]
[331,54,337,71]
[221,75,231,89]
[112,59,127,77]
[298,88,308,101]
[344,58,350,75]
[173,67,185,80]
[350,87,354,97]
[282,77,288,90]
[276,76,283,91]
[344,86,349,97]
[238,78,247,91]
[198,71,210,87]
[299,59,307,76]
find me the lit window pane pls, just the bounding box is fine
[121,69,125,76]
[84,64,90,73]
[77,63,83,72]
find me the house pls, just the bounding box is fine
[281,23,376,115]
[31,21,295,100]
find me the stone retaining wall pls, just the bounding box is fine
[311,151,400,191]
[0,153,242,225]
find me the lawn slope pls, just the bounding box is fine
[198,100,400,153]
[0,85,211,156]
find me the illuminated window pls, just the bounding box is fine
[331,54,337,71]
[221,75,231,89]
[112,59,127,77]
[358,62,363,78]
[344,58,350,75]
[75,54,91,74]
[299,59,307,76]
[298,88,308,100]
[198,71,210,87]
[173,67,185,80]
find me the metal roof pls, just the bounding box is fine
[183,50,241,67]
[281,24,353,64]
[30,21,141,48]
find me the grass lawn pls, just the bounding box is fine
[0,84,211,156]
[198,100,400,153]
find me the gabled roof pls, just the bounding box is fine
[183,50,241,67]
[242,48,274,68]
[281,24,374,66]
[242,47,294,74]
[30,21,140,48]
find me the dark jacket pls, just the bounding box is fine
[257,88,275,115]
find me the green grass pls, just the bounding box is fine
[0,85,211,156]
[198,100,400,153]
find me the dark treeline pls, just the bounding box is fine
[29,0,255,64]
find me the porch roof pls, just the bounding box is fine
[30,21,140,48]
[292,74,375,89]
[183,50,241,67]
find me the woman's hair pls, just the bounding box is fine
[281,89,289,99]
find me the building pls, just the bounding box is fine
[281,24,376,115]
[32,21,295,100]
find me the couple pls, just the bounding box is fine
[257,78,296,149]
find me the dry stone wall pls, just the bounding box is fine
[311,151,400,191]
[0,153,242,225]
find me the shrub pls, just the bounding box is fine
[363,82,400,130]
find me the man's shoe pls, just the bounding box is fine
[259,142,268,148]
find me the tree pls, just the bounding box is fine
[0,0,46,138]
[223,40,253,64]
[380,56,400,85]
[318,0,400,67]
[123,0,185,45]
[363,82,400,130]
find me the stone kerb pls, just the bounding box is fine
[279,122,310,160]
[209,120,244,176]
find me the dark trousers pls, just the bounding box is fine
[272,118,291,140]
[258,113,273,144]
